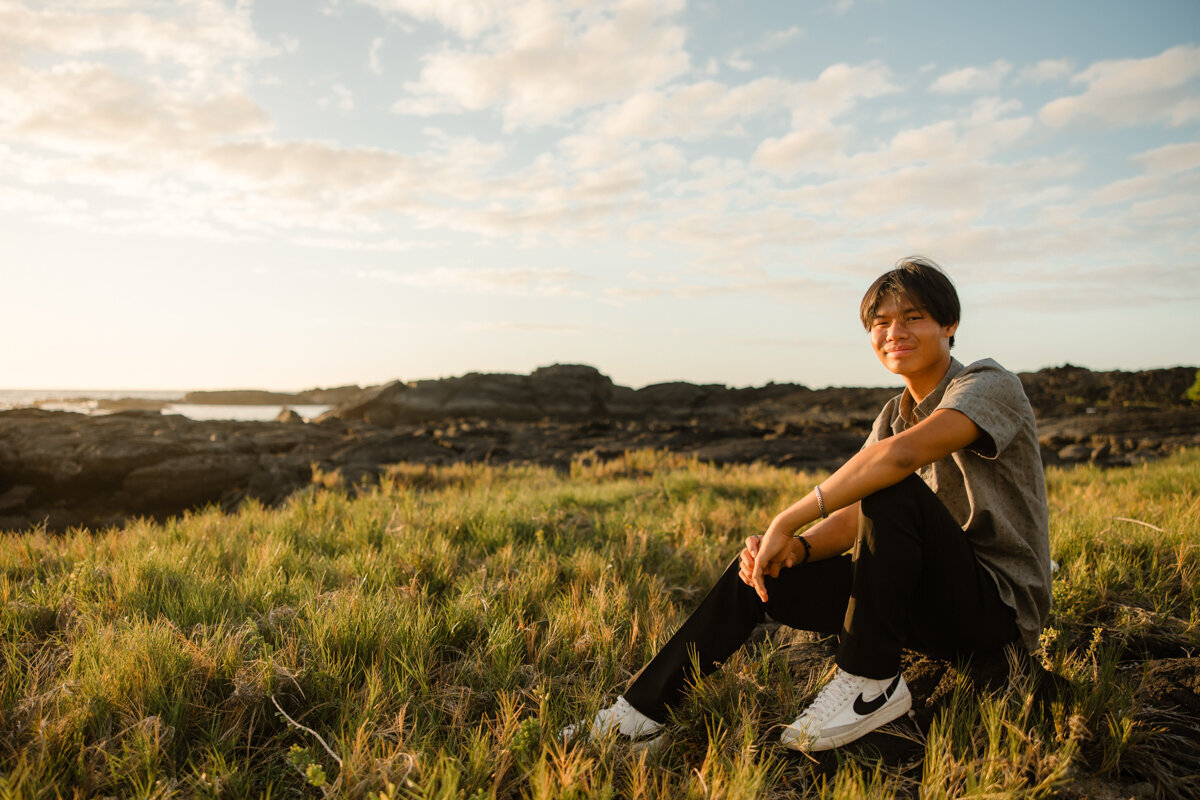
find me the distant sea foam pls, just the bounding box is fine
[0,390,331,422]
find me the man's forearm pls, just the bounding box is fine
[770,412,976,540]
[789,504,858,562]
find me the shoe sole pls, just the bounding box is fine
[780,692,913,753]
[630,732,666,753]
[558,723,665,753]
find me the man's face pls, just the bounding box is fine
[869,293,958,378]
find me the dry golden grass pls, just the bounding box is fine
[1,449,1197,798]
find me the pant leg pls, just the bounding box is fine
[623,554,853,722]
[624,473,1022,721]
[836,473,1021,679]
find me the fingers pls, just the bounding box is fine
[738,551,760,585]
[737,535,761,586]
[750,551,770,601]
[751,565,768,602]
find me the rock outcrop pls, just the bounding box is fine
[275,408,305,424]
[1018,364,1196,416]
[1,363,1196,533]
[1016,364,1199,466]
[182,384,365,406]
[317,364,878,425]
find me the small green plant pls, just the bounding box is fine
[286,746,328,789]
[1187,369,1200,404]
[509,717,541,765]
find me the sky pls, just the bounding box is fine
[1,0,1198,392]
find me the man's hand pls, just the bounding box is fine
[740,531,800,601]
[737,535,762,586]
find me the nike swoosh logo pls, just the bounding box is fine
[852,674,902,716]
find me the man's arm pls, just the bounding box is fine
[738,502,859,585]
[749,408,980,601]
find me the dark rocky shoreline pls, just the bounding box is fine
[1,363,1196,533]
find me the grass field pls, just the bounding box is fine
[2,449,1198,799]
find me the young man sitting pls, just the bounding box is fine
[563,257,1052,752]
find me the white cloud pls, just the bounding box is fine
[761,26,805,51]
[602,266,832,302]
[0,57,511,238]
[352,0,510,39]
[319,82,355,111]
[646,142,687,173]
[1131,141,1200,174]
[0,182,86,214]
[1130,193,1198,220]
[2,0,1196,326]
[1088,174,1165,208]
[1017,58,1072,84]
[359,266,587,296]
[553,133,679,183]
[1166,96,1200,126]
[422,128,508,169]
[753,93,1035,186]
[0,61,271,155]
[750,122,848,175]
[929,60,1012,94]
[726,51,754,72]
[1073,145,1200,213]
[368,36,384,75]
[750,61,900,174]
[387,0,690,129]
[0,0,276,76]
[1040,45,1200,128]
[464,321,590,334]
[834,158,1046,220]
[291,234,435,252]
[801,61,898,113]
[593,76,794,141]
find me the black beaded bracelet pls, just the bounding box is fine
[795,534,812,565]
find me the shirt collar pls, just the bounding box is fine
[894,357,964,431]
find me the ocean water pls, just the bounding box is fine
[0,390,331,422]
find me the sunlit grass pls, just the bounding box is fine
[2,449,1197,798]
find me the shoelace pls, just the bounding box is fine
[799,673,866,720]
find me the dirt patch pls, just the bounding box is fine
[1136,657,1200,715]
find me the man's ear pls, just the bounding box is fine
[943,321,959,339]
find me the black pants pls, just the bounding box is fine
[623,474,1021,723]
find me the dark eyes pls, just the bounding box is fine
[873,314,923,327]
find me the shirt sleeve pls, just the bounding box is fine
[862,396,900,449]
[937,360,1026,459]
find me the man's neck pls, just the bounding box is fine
[903,355,953,406]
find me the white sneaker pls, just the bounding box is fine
[559,696,665,751]
[780,669,911,752]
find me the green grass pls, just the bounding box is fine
[2,449,1198,799]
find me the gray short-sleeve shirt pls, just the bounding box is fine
[863,358,1051,651]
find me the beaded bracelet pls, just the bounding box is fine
[815,484,828,519]
[794,534,812,565]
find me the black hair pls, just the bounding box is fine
[859,256,960,349]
